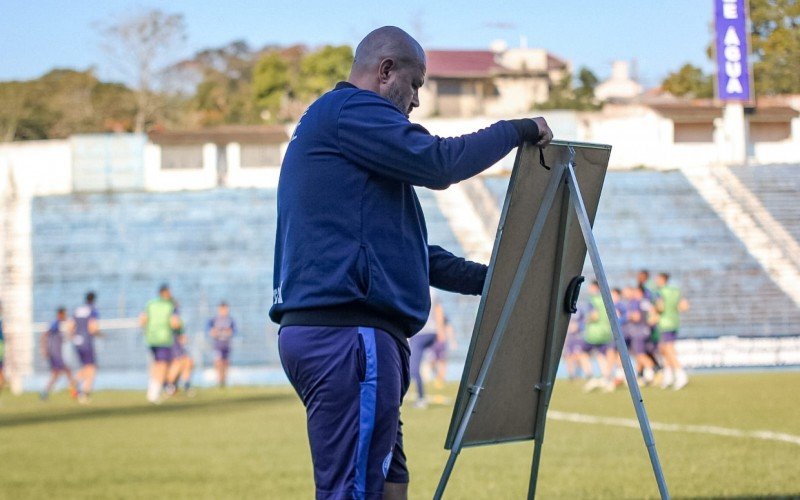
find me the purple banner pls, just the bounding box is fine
[714,0,753,101]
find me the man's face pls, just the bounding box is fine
[382,60,425,118]
[637,272,648,284]
[218,305,229,316]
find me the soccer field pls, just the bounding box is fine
[1,371,798,499]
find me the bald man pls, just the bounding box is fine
[271,26,552,499]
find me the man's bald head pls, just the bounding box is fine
[348,26,426,116]
[351,26,425,76]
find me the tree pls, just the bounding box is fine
[0,82,31,142]
[536,66,601,111]
[749,0,800,94]
[297,45,353,100]
[661,64,713,98]
[0,69,137,141]
[252,52,291,122]
[97,9,187,132]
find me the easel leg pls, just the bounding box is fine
[434,385,483,499]
[528,438,545,499]
[565,163,670,499]
[435,166,567,498]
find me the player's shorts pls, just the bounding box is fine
[150,346,173,363]
[431,340,447,361]
[564,334,587,356]
[583,342,609,355]
[75,346,96,366]
[660,330,678,343]
[279,325,410,497]
[214,345,231,361]
[48,355,67,371]
[171,343,187,359]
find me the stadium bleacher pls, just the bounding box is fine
[481,168,800,339]
[26,166,800,378]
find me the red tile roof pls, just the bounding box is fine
[425,50,505,78]
[425,49,568,79]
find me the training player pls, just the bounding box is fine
[622,287,656,385]
[431,313,456,390]
[166,302,195,397]
[408,290,444,408]
[655,273,690,389]
[564,303,591,381]
[39,307,77,400]
[72,291,100,404]
[140,284,179,403]
[208,301,236,388]
[582,281,614,392]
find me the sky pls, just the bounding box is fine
[0,0,717,88]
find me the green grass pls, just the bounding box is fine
[1,371,799,499]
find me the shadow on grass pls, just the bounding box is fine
[0,392,297,428]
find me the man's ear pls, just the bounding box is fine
[378,58,395,84]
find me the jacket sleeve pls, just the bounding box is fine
[337,92,521,190]
[428,245,487,295]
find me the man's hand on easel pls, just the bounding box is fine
[531,117,553,147]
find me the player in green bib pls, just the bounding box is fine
[139,284,180,403]
[581,281,616,392]
[655,273,690,390]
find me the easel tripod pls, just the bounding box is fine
[434,146,670,499]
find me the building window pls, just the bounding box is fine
[749,122,791,142]
[438,80,463,96]
[673,122,714,143]
[240,144,281,168]
[161,145,203,169]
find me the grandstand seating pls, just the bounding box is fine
[481,169,800,339]
[729,164,800,244]
[27,166,800,377]
[31,188,279,372]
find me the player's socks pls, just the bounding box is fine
[661,368,674,389]
[147,379,162,403]
[673,369,688,390]
[643,367,655,385]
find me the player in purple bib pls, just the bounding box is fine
[208,302,236,388]
[622,287,656,385]
[39,308,77,400]
[71,291,99,403]
[564,303,592,380]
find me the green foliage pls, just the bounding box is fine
[536,66,601,111]
[252,52,291,122]
[0,69,136,142]
[192,40,261,126]
[661,63,714,98]
[749,0,800,94]
[297,45,353,100]
[251,44,352,123]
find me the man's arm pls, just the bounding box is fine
[338,93,551,190]
[428,245,487,295]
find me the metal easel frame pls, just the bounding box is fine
[434,146,670,499]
